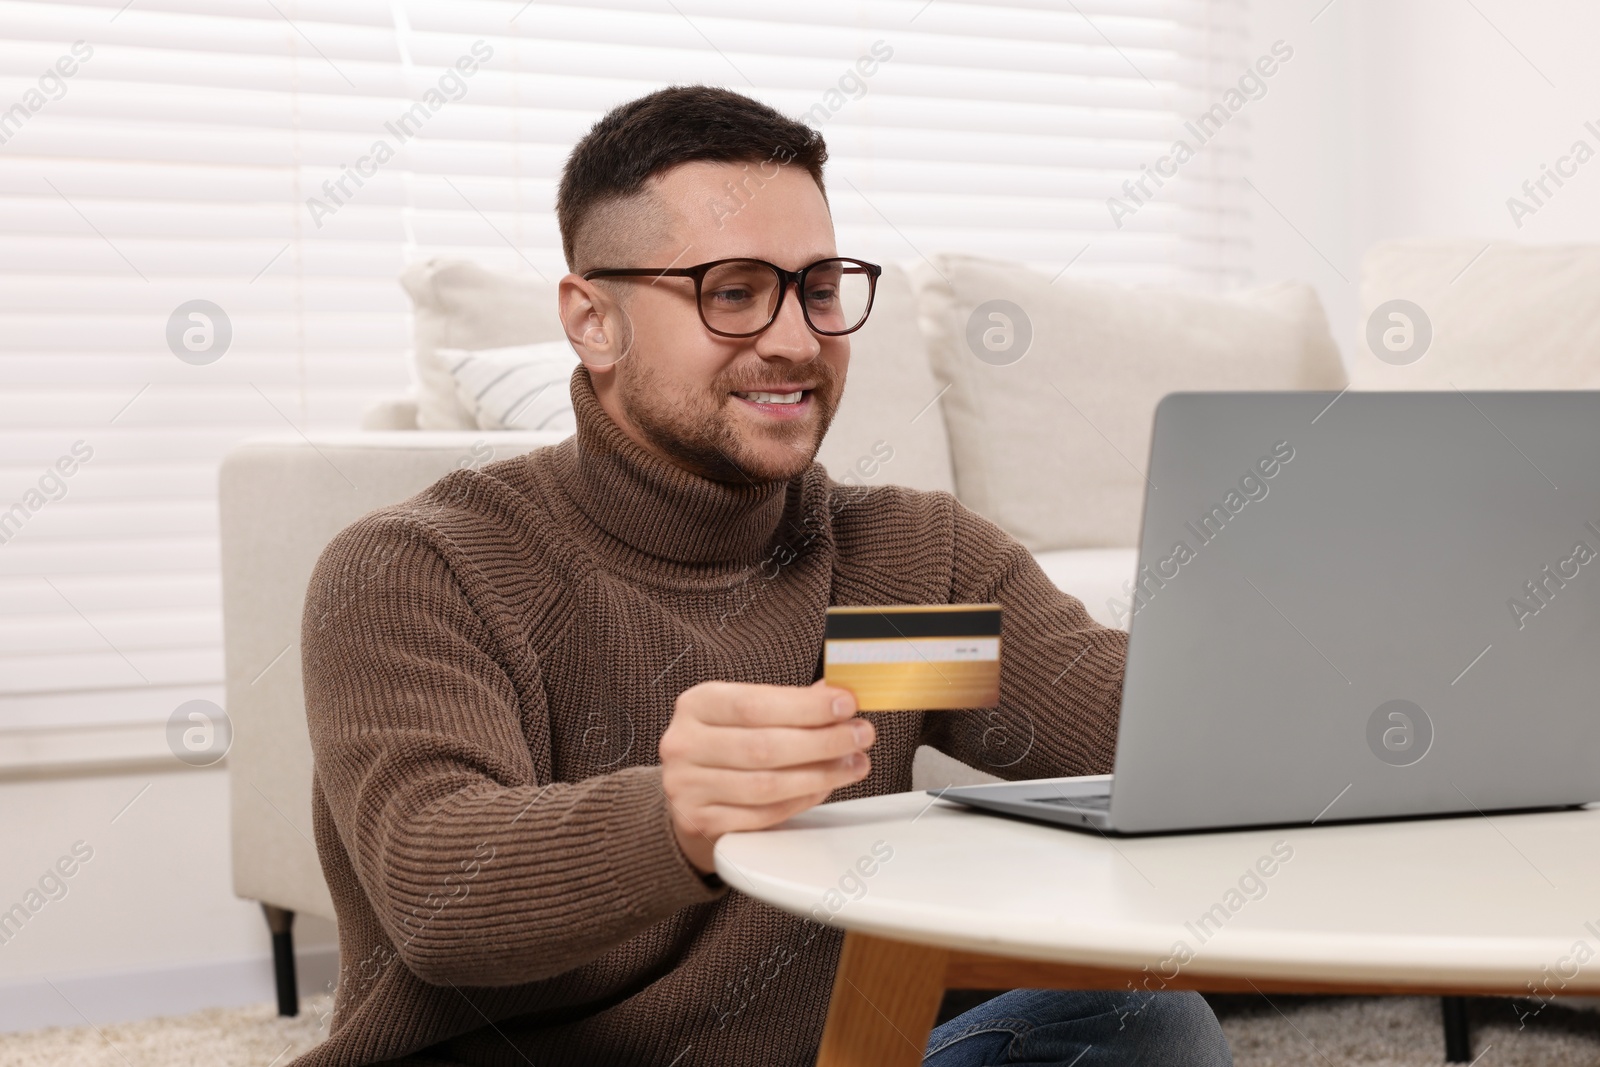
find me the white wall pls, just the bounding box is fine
[1245,0,1600,363]
[0,765,336,1031]
[1242,0,1365,364]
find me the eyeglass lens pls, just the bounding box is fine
[699,259,873,336]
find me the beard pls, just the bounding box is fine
[615,354,843,485]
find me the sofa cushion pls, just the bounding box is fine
[398,257,956,492]
[815,258,955,494]
[442,341,581,432]
[401,258,567,431]
[915,254,1346,551]
[360,394,419,430]
[1355,240,1600,389]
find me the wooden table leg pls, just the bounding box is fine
[817,931,950,1067]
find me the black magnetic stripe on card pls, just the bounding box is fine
[824,608,1002,640]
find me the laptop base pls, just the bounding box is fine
[932,778,1115,832]
[931,780,1588,837]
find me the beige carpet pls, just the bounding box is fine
[1213,994,1600,1065]
[2,994,1598,1065]
[0,996,332,1067]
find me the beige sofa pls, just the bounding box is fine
[227,240,1600,1013]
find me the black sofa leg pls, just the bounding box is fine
[263,904,299,1017]
[1442,996,1471,1062]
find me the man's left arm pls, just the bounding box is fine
[920,503,1127,780]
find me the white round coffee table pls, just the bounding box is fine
[717,787,1600,1066]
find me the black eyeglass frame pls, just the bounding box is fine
[582,257,883,338]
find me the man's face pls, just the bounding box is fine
[572,160,849,484]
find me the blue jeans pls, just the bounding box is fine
[922,988,1232,1066]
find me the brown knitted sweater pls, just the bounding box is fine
[293,367,1125,1067]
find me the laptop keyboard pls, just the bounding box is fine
[1030,792,1111,810]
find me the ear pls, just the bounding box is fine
[559,273,629,374]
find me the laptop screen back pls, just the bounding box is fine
[1110,391,1600,833]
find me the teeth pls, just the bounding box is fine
[737,391,804,405]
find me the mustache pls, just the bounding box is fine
[717,363,840,394]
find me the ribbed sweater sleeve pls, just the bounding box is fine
[921,502,1126,779]
[300,515,725,989]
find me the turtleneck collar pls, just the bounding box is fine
[549,365,804,567]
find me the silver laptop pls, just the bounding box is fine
[937,391,1600,835]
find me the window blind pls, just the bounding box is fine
[0,0,1251,756]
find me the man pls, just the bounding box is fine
[295,86,1231,1066]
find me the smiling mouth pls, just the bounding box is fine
[732,389,808,405]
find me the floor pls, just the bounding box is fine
[1211,994,1600,1065]
[2,994,1598,1065]
[0,997,332,1067]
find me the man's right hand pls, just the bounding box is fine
[659,680,875,875]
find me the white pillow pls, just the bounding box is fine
[401,258,564,430]
[440,342,581,433]
[916,254,1347,551]
[816,261,955,494]
[1354,240,1600,389]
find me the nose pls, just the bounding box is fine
[754,277,823,362]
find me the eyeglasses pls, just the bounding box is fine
[582,257,882,338]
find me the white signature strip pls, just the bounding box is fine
[825,637,999,664]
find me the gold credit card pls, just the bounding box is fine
[824,604,1001,712]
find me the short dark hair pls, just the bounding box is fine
[557,85,829,271]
